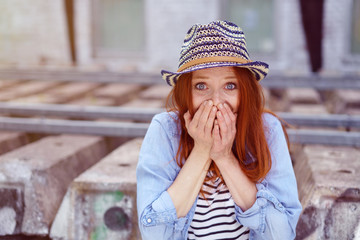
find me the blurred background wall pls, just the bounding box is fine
[0,0,71,67]
[0,0,359,73]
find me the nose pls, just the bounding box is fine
[211,90,223,107]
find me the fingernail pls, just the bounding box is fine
[218,103,223,109]
[212,106,217,112]
[208,100,213,106]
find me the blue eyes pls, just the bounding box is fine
[225,83,236,90]
[195,83,236,90]
[195,83,206,90]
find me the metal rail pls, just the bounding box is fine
[0,117,149,137]
[0,102,163,122]
[287,129,360,147]
[277,112,360,128]
[1,102,360,128]
[0,116,359,146]
[0,69,162,85]
[1,69,360,89]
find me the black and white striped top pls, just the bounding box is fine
[188,178,250,240]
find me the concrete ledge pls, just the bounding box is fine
[294,145,360,239]
[50,138,142,240]
[0,135,108,236]
[0,131,29,155]
[139,84,171,100]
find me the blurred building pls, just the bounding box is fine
[0,0,359,75]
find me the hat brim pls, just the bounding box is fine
[161,61,269,86]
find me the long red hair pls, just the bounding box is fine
[166,67,286,183]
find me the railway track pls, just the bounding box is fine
[0,70,359,239]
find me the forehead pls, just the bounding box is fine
[192,66,237,78]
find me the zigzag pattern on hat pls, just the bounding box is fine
[161,20,269,86]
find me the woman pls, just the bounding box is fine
[137,20,302,240]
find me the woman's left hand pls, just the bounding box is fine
[210,103,237,162]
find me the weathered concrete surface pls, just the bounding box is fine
[267,89,289,112]
[285,88,321,104]
[41,82,103,104]
[0,81,62,102]
[294,145,360,240]
[139,84,171,100]
[0,135,108,236]
[0,131,29,155]
[12,82,103,104]
[0,80,26,89]
[121,98,165,108]
[50,138,142,240]
[323,89,360,114]
[92,83,144,106]
[289,104,328,115]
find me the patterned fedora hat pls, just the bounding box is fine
[161,20,269,86]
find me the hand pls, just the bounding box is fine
[210,103,237,162]
[184,100,217,154]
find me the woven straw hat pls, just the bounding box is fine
[161,20,269,86]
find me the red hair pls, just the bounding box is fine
[166,67,287,183]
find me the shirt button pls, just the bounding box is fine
[147,218,152,223]
[258,198,267,207]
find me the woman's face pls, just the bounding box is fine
[191,66,239,113]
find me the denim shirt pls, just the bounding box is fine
[136,112,302,240]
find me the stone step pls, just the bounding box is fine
[293,145,360,239]
[92,83,144,105]
[0,135,108,236]
[139,84,171,100]
[289,104,329,115]
[0,80,27,89]
[0,131,29,155]
[327,90,360,114]
[11,82,103,104]
[0,81,63,102]
[50,138,142,240]
[69,97,118,106]
[285,88,322,104]
[121,98,165,109]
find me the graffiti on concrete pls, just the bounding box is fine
[296,188,360,240]
[85,190,133,240]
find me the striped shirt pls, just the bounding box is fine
[188,178,250,240]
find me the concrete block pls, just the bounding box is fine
[294,145,360,239]
[334,90,360,114]
[69,97,116,106]
[0,80,26,89]
[50,138,142,240]
[0,135,108,236]
[121,98,165,108]
[139,84,171,100]
[0,81,62,101]
[289,104,329,115]
[285,88,321,104]
[267,89,288,112]
[21,82,103,104]
[0,131,29,155]
[92,83,144,105]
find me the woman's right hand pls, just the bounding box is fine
[184,100,217,153]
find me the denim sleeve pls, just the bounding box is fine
[234,114,302,240]
[136,114,187,239]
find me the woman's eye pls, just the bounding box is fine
[195,83,206,90]
[225,83,236,90]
